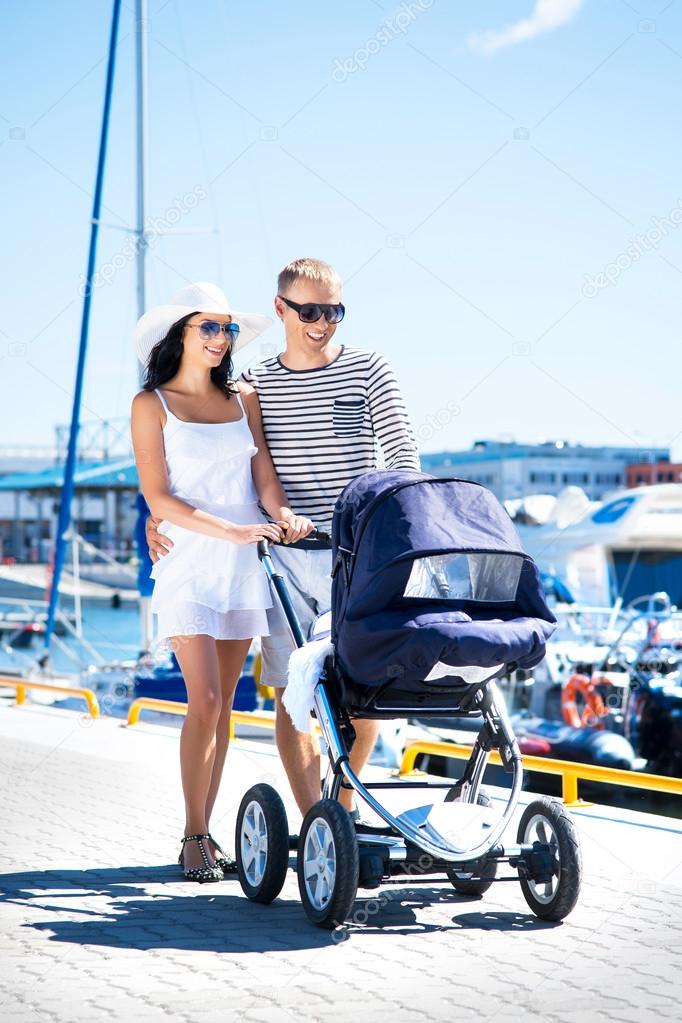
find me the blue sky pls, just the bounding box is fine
[1,0,681,461]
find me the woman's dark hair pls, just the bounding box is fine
[143,312,238,397]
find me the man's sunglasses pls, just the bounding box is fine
[187,320,240,342]
[278,295,345,324]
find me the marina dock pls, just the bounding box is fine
[1,700,681,1022]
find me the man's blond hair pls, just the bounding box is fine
[277,258,342,296]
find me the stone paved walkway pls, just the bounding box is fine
[1,701,681,1023]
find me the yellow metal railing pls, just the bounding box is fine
[126,697,324,738]
[126,697,188,724]
[0,675,100,718]
[252,651,276,703]
[229,710,278,738]
[126,696,277,737]
[9,679,679,808]
[400,740,682,805]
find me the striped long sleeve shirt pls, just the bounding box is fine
[241,346,420,532]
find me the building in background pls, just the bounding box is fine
[626,461,682,488]
[0,460,138,564]
[0,446,59,563]
[2,429,678,561]
[421,440,671,502]
[0,419,134,563]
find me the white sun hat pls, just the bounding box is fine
[134,280,273,365]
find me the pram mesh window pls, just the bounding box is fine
[403,552,524,603]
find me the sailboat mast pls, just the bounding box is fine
[135,0,149,351]
[43,0,123,656]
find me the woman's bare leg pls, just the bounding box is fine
[205,637,252,854]
[174,634,222,872]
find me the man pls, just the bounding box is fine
[148,257,420,817]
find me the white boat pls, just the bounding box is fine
[510,483,682,606]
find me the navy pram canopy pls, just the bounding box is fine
[330,470,556,693]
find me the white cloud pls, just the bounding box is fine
[468,0,586,55]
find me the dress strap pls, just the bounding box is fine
[234,387,246,417]
[154,388,171,415]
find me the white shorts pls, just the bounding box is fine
[260,545,333,687]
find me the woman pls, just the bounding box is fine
[131,281,312,882]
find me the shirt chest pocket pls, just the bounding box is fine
[332,397,366,437]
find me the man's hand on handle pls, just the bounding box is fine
[279,514,315,544]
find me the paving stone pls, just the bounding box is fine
[2,704,681,1023]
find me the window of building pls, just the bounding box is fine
[595,473,622,485]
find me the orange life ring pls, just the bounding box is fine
[561,672,607,729]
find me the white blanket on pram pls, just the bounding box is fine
[283,638,334,733]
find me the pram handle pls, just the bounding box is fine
[257,527,330,560]
[256,529,330,648]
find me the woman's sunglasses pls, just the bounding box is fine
[278,295,345,324]
[188,320,240,342]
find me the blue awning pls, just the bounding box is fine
[0,458,138,491]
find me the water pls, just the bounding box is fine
[0,598,142,676]
[0,595,266,730]
[70,601,143,662]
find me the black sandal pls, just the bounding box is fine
[208,832,237,874]
[178,833,223,883]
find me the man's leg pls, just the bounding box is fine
[275,689,380,815]
[274,688,321,816]
[304,546,380,813]
[346,718,380,811]
[262,545,322,816]
[265,544,380,816]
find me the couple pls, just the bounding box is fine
[131,257,419,883]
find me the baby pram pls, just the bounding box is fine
[235,470,582,928]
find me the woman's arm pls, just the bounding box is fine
[131,391,283,545]
[240,383,313,543]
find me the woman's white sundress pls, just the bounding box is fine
[150,387,272,647]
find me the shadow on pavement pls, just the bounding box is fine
[0,869,558,948]
[0,865,332,952]
[450,909,557,931]
[318,884,558,938]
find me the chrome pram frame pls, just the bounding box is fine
[234,534,582,929]
[313,673,525,866]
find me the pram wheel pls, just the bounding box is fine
[235,784,289,904]
[445,791,497,895]
[516,798,582,921]
[448,857,497,896]
[297,799,359,929]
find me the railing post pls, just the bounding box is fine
[563,771,580,805]
[0,679,98,717]
[84,691,100,718]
